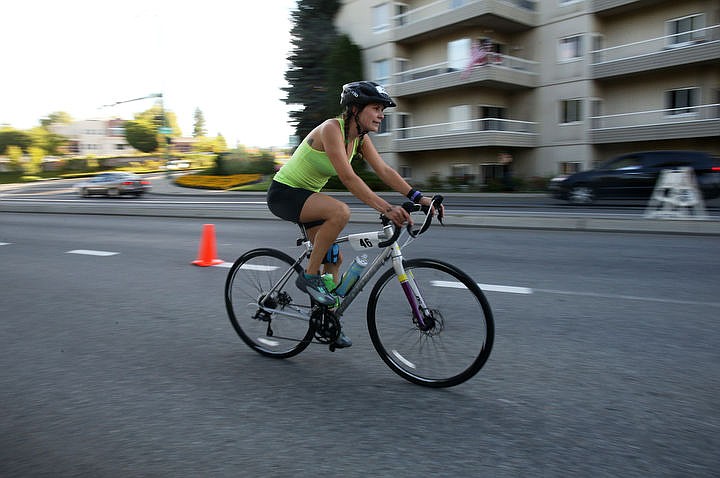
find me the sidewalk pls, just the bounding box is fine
[145,173,720,235]
[2,174,719,235]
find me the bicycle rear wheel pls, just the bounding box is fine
[225,248,314,358]
[367,259,494,387]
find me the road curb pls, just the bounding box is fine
[2,201,719,235]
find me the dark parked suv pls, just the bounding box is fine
[549,151,720,204]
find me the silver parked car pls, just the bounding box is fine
[75,172,151,198]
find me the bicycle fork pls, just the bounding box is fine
[390,243,431,330]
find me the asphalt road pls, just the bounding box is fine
[1,213,718,476]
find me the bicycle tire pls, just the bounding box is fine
[367,258,494,387]
[225,248,314,358]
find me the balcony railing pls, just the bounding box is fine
[589,103,720,143]
[590,104,720,129]
[397,118,536,138]
[591,25,720,65]
[392,118,537,151]
[393,53,538,84]
[393,0,537,28]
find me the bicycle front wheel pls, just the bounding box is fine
[367,259,494,387]
[225,248,314,358]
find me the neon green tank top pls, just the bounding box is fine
[273,118,358,192]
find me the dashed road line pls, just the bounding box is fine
[66,249,119,257]
[211,263,719,308]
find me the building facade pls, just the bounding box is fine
[51,119,139,156]
[335,0,720,187]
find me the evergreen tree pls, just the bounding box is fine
[193,107,207,137]
[283,0,363,141]
[324,34,364,116]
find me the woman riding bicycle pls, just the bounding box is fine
[267,81,440,346]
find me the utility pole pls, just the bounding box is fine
[100,93,171,162]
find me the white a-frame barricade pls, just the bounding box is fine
[644,167,708,220]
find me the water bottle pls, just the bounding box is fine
[334,254,368,297]
[321,273,336,292]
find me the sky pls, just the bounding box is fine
[0,0,298,148]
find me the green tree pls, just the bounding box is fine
[40,111,73,128]
[192,108,206,137]
[324,34,364,115]
[193,134,227,153]
[136,103,181,137]
[7,145,23,172]
[28,146,45,175]
[28,126,67,156]
[124,120,158,153]
[0,127,32,155]
[283,0,348,141]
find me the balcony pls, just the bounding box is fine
[391,54,538,97]
[591,0,670,15]
[591,25,720,79]
[394,118,538,152]
[589,103,720,144]
[392,0,537,44]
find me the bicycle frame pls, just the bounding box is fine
[258,208,435,328]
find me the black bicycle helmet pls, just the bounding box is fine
[340,81,396,108]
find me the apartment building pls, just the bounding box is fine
[51,119,139,156]
[336,0,720,187]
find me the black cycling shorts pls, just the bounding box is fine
[267,180,324,229]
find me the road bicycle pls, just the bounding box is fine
[224,196,494,387]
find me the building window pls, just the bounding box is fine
[560,99,582,124]
[396,113,411,139]
[481,164,504,185]
[451,164,473,186]
[667,14,705,46]
[373,59,390,85]
[448,38,471,70]
[378,113,390,134]
[372,3,392,32]
[449,105,472,131]
[666,87,698,115]
[558,35,582,62]
[559,161,581,175]
[399,165,412,179]
[480,106,506,131]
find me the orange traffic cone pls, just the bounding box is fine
[192,224,223,266]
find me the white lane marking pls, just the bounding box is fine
[431,280,532,295]
[66,249,119,257]
[0,242,11,246]
[533,288,720,308]
[432,280,719,307]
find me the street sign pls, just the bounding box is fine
[644,167,708,220]
[158,127,172,134]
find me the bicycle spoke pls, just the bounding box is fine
[368,259,494,387]
[225,248,314,358]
